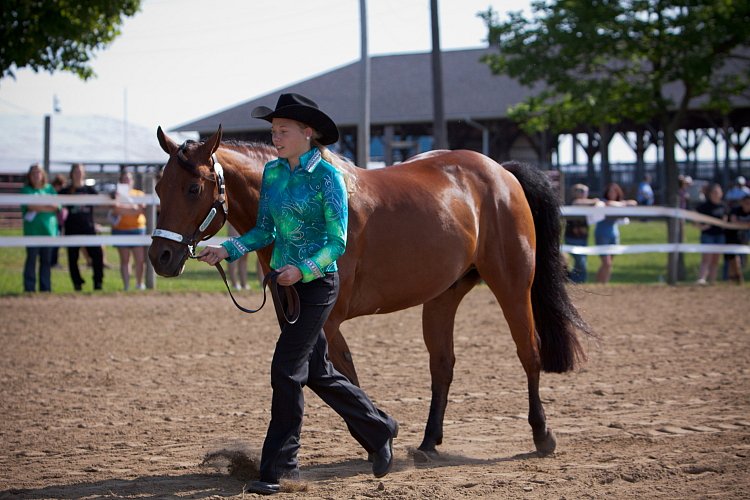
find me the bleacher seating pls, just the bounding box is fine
[0,174,25,229]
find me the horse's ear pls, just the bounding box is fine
[203,125,223,155]
[157,126,178,155]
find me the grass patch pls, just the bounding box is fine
[0,227,260,296]
[570,220,749,284]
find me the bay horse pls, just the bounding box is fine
[149,126,593,458]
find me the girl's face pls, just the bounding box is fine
[71,165,85,185]
[271,118,313,164]
[606,186,618,200]
[29,166,45,188]
[708,186,723,203]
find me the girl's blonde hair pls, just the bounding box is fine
[311,137,358,194]
[292,120,358,194]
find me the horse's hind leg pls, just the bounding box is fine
[485,277,556,456]
[418,270,482,455]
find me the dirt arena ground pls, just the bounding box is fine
[1,284,748,499]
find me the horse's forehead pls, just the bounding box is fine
[162,150,207,181]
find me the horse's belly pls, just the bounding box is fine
[348,246,472,316]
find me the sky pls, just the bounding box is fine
[0,0,531,131]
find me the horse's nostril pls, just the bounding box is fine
[159,249,172,266]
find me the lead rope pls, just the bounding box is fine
[214,263,300,324]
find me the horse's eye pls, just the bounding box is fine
[188,183,201,196]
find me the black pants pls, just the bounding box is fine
[67,245,104,290]
[259,272,396,483]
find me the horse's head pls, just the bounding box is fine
[149,126,227,277]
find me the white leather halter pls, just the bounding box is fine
[152,152,228,255]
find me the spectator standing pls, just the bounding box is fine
[111,171,147,290]
[61,163,104,291]
[594,183,637,284]
[20,163,58,292]
[724,176,750,209]
[564,184,601,283]
[725,193,750,284]
[636,174,655,206]
[695,183,727,285]
[677,175,693,210]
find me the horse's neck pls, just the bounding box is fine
[220,145,272,234]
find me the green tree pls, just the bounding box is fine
[481,0,750,284]
[480,0,750,205]
[1,0,141,80]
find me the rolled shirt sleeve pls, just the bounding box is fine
[221,168,276,262]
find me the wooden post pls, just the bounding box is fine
[357,0,370,169]
[430,0,447,150]
[43,115,51,175]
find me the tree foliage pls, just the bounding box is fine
[480,0,750,136]
[1,0,141,80]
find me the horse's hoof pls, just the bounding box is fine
[534,428,557,457]
[411,446,439,463]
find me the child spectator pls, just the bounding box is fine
[594,183,637,284]
[695,183,727,285]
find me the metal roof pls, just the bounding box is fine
[173,46,750,137]
[173,48,525,134]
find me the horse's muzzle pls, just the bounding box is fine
[148,241,188,277]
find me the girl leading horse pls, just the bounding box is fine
[149,125,593,458]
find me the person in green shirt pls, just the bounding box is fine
[20,163,58,292]
[198,94,397,494]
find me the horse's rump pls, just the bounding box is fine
[341,150,531,316]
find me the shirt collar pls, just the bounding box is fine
[273,148,322,174]
[299,148,322,173]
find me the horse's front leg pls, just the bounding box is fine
[323,323,360,386]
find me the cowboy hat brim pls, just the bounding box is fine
[251,104,339,145]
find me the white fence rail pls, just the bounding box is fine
[0,194,748,256]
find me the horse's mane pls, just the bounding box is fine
[221,139,276,155]
[219,140,278,165]
[224,139,359,191]
[176,138,358,192]
[170,139,277,180]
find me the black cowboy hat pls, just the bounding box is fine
[251,93,339,145]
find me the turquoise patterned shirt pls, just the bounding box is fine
[221,148,348,283]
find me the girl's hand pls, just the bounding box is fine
[275,264,302,286]
[197,245,229,265]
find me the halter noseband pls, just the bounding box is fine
[152,149,228,257]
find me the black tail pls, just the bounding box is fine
[502,161,595,373]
